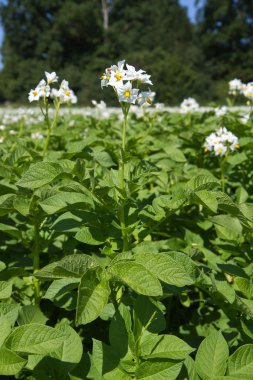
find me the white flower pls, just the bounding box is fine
[117,81,139,104]
[28,88,40,102]
[100,68,111,88]
[31,132,43,140]
[215,106,228,117]
[57,80,78,104]
[0,136,4,143]
[214,143,227,156]
[180,98,199,113]
[242,83,253,100]
[229,79,243,95]
[108,60,127,87]
[9,129,17,135]
[60,80,69,90]
[37,79,50,97]
[45,71,58,84]
[0,125,5,131]
[137,90,155,106]
[125,64,145,81]
[204,127,239,155]
[137,73,153,85]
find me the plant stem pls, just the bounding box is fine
[32,219,41,304]
[220,152,228,192]
[42,101,60,159]
[119,109,128,251]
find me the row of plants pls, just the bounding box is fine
[0,65,253,379]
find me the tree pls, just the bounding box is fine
[0,0,204,104]
[197,0,253,101]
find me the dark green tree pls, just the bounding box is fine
[0,0,103,102]
[0,0,205,104]
[197,0,253,101]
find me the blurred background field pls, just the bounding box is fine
[0,0,252,105]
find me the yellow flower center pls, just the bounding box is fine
[248,92,253,97]
[65,90,70,96]
[33,91,38,96]
[115,72,123,81]
[147,98,152,104]
[204,147,209,153]
[235,144,240,149]
[124,90,131,98]
[217,148,223,153]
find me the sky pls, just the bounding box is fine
[0,0,199,69]
[179,0,198,22]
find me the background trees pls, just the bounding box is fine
[0,0,252,104]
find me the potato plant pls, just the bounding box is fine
[0,69,253,379]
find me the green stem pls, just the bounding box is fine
[221,167,225,192]
[220,152,228,192]
[119,110,128,251]
[32,219,41,304]
[42,101,60,159]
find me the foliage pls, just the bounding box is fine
[0,102,253,378]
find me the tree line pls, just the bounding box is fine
[0,0,252,105]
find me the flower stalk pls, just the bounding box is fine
[32,218,41,304]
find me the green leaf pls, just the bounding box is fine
[51,323,83,364]
[0,315,11,347]
[108,261,162,296]
[109,303,134,358]
[0,224,21,239]
[5,324,67,354]
[135,252,198,287]
[13,195,30,216]
[0,303,19,325]
[39,192,93,214]
[133,296,166,337]
[0,347,26,375]
[76,268,110,325]
[0,281,12,299]
[54,254,97,278]
[183,356,200,380]
[195,331,229,379]
[194,190,218,213]
[135,360,183,379]
[43,278,79,300]
[17,161,63,189]
[87,339,119,379]
[140,334,194,360]
[18,305,48,325]
[187,175,220,191]
[227,344,253,377]
[75,226,107,245]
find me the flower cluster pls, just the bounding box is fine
[241,82,253,100]
[180,98,199,113]
[204,127,239,156]
[214,106,228,117]
[28,72,77,104]
[228,79,243,95]
[100,60,153,106]
[228,78,253,101]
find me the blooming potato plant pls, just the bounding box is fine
[1,70,253,379]
[204,127,239,191]
[100,60,154,250]
[180,97,199,113]
[204,127,239,156]
[28,72,77,158]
